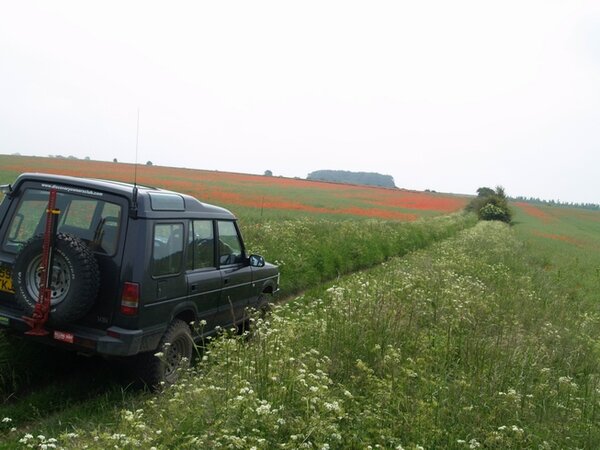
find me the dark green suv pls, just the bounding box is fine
[0,173,279,385]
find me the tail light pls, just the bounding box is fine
[120,282,140,316]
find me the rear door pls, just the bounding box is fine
[185,220,221,330]
[0,184,128,327]
[138,221,188,331]
[215,220,252,326]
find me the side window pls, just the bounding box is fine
[217,221,244,265]
[187,220,215,270]
[152,223,184,277]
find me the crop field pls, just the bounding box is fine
[0,156,599,449]
[0,155,467,221]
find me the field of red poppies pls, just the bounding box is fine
[0,155,468,220]
[514,201,600,251]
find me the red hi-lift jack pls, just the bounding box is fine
[23,188,60,336]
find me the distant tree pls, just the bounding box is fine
[67,155,78,160]
[146,161,153,166]
[11,152,21,156]
[476,187,495,198]
[466,186,512,223]
[307,170,396,188]
[85,156,90,160]
[113,158,118,163]
[264,170,273,176]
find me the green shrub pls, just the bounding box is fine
[467,185,512,223]
[479,202,510,222]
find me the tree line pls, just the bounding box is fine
[510,196,600,211]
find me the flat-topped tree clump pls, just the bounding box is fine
[307,170,396,188]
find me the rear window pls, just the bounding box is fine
[152,223,184,276]
[3,189,123,255]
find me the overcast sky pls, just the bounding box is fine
[1,1,599,203]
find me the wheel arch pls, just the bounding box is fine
[260,279,276,295]
[171,303,197,327]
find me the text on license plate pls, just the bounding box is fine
[0,267,14,294]
[53,331,74,344]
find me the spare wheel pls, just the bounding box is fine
[12,233,100,324]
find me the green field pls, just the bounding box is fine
[0,159,599,448]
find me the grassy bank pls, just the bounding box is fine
[9,219,599,449]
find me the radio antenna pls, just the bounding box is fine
[130,108,140,218]
[134,107,140,187]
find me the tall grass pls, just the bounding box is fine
[15,220,599,449]
[241,213,476,294]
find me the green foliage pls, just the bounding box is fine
[476,186,495,197]
[467,185,512,223]
[479,202,509,222]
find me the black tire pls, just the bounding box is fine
[12,233,100,324]
[130,319,194,388]
[239,293,272,335]
[256,293,272,318]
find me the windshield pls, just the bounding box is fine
[3,188,123,255]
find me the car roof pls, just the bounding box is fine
[11,173,237,220]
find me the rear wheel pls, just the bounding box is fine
[131,319,194,388]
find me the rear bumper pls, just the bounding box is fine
[0,310,165,357]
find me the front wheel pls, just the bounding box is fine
[130,319,194,388]
[238,293,272,335]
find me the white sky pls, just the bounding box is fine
[1,1,599,203]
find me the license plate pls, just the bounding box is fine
[0,266,14,294]
[53,331,74,344]
[0,316,8,326]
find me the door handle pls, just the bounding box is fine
[223,278,229,284]
[191,284,198,291]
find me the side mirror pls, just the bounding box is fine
[249,254,265,267]
[0,184,12,200]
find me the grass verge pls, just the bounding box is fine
[10,220,599,449]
